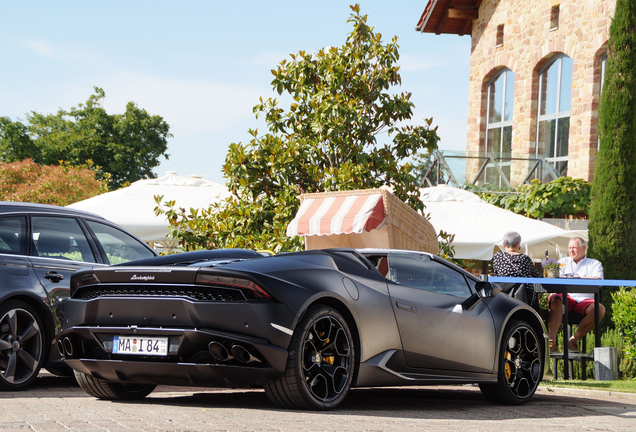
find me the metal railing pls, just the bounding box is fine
[419,150,561,188]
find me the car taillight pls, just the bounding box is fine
[71,273,100,295]
[196,274,272,300]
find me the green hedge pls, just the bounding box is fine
[612,287,636,362]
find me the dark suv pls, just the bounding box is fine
[0,202,157,390]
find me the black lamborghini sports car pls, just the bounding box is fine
[57,248,548,410]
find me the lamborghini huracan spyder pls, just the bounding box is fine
[57,248,548,410]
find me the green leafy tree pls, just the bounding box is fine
[588,0,636,280]
[0,87,171,190]
[156,4,439,252]
[0,158,107,206]
[0,117,39,162]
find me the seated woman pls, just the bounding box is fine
[492,231,541,307]
[493,231,540,278]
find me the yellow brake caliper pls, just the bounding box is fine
[322,338,335,365]
[505,351,513,381]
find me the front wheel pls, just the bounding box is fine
[264,305,355,410]
[74,370,156,400]
[479,319,543,404]
[0,301,45,390]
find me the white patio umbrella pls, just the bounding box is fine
[420,185,588,261]
[68,171,230,249]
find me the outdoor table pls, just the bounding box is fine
[488,277,634,380]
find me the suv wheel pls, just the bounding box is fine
[0,301,45,390]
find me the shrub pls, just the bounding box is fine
[0,158,107,206]
[612,287,636,362]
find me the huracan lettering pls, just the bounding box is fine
[130,274,155,281]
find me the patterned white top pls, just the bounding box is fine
[493,252,540,278]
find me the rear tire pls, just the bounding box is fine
[0,301,45,390]
[264,305,355,410]
[479,319,543,404]
[74,370,156,400]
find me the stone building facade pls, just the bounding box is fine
[417,0,616,185]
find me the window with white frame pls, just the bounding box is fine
[485,68,514,185]
[536,55,572,177]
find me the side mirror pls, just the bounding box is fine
[475,281,495,298]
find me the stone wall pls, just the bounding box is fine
[466,0,616,184]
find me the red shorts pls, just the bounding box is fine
[548,294,594,315]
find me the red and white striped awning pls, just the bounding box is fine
[287,193,386,237]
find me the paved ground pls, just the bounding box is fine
[0,373,635,431]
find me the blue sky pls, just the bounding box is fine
[0,1,471,185]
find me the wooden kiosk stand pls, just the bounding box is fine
[287,188,438,254]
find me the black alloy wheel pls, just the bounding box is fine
[480,319,543,404]
[264,305,355,410]
[0,301,45,390]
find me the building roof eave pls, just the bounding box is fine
[416,0,481,36]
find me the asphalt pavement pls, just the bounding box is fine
[0,372,634,431]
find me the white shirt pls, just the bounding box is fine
[558,256,604,302]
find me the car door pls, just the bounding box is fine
[0,215,42,296]
[28,216,103,331]
[385,252,497,374]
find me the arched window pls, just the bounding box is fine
[601,51,607,91]
[485,68,514,184]
[536,55,572,176]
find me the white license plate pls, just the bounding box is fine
[112,336,168,356]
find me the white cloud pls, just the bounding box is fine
[20,37,108,70]
[23,39,55,59]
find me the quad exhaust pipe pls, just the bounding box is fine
[208,341,262,364]
[208,341,232,362]
[231,344,262,364]
[58,337,75,357]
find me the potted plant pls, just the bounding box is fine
[542,258,560,278]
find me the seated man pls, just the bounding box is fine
[548,237,605,353]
